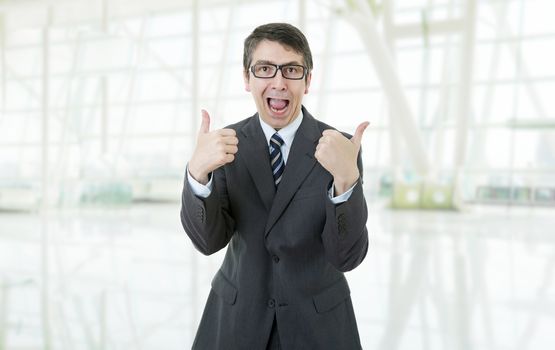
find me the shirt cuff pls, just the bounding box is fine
[186,166,213,198]
[328,182,356,204]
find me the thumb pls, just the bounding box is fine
[199,109,211,134]
[350,121,370,148]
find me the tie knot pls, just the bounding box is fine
[270,133,284,148]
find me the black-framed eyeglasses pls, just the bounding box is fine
[250,63,308,80]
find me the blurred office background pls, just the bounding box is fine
[0,0,554,349]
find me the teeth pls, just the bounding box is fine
[268,101,287,113]
[270,106,286,112]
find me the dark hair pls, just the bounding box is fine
[243,23,313,76]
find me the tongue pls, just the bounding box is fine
[269,98,288,110]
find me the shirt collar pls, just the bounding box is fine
[258,109,304,148]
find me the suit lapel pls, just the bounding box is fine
[264,108,321,236]
[239,115,276,212]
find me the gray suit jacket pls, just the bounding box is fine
[181,107,369,349]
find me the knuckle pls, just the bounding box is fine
[225,128,236,136]
[229,137,239,145]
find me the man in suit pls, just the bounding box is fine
[181,22,369,349]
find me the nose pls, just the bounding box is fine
[270,70,287,90]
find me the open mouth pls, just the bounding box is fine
[267,98,290,113]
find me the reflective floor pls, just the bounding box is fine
[1,203,554,349]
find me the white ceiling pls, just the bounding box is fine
[0,0,249,29]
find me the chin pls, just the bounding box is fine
[270,115,293,128]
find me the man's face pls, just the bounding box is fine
[244,40,312,130]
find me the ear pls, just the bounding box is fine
[243,70,251,92]
[304,71,312,94]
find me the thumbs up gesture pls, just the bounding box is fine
[188,109,239,185]
[314,122,369,195]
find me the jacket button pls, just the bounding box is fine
[267,299,276,308]
[272,255,280,263]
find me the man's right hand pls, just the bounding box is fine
[188,109,239,185]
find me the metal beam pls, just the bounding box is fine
[488,2,548,120]
[113,15,149,172]
[101,0,109,33]
[190,0,200,335]
[41,7,53,349]
[41,7,52,209]
[314,11,336,122]
[298,0,306,31]
[54,30,85,207]
[468,1,508,169]
[101,76,108,155]
[392,19,465,39]
[382,0,402,178]
[453,0,476,170]
[211,0,236,122]
[101,0,109,157]
[0,279,8,350]
[339,0,430,175]
[0,13,5,114]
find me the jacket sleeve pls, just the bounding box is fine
[180,166,235,255]
[321,151,369,272]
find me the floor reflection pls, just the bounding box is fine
[1,204,554,349]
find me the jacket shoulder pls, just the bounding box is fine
[314,118,353,139]
[224,114,257,131]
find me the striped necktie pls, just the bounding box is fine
[269,133,285,187]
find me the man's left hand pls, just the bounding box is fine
[315,122,369,195]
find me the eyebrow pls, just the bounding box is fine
[254,60,303,66]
